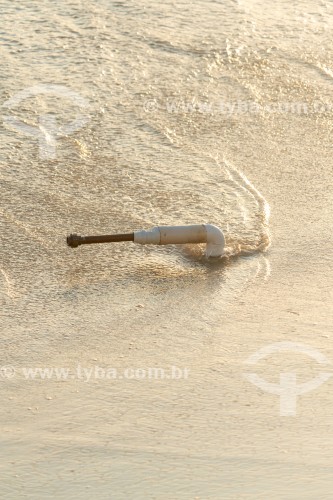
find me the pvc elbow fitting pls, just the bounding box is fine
[134,224,225,257]
[204,224,225,257]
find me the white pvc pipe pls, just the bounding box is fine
[134,224,225,257]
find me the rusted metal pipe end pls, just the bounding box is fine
[67,234,82,248]
[66,232,135,247]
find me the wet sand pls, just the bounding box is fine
[1,0,333,498]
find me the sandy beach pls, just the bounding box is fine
[1,0,333,498]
